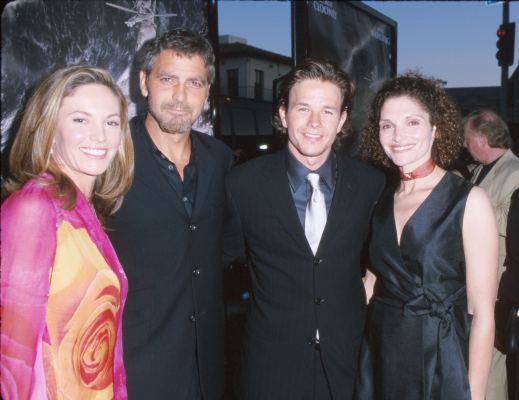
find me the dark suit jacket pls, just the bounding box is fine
[223,149,385,400]
[499,188,519,303]
[108,117,232,399]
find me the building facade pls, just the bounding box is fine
[216,35,292,160]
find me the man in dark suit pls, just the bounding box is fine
[223,59,385,400]
[108,29,232,399]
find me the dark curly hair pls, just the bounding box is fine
[361,72,463,170]
[272,58,355,147]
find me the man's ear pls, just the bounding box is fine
[337,110,348,133]
[478,134,490,148]
[279,105,288,129]
[139,70,149,98]
[204,84,211,104]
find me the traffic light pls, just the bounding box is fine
[496,22,515,67]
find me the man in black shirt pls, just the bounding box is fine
[108,29,232,400]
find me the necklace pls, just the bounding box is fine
[399,159,436,181]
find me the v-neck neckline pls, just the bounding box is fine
[393,172,448,247]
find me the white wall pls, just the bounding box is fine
[220,56,291,101]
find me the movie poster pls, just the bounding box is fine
[1,0,211,156]
[294,1,396,148]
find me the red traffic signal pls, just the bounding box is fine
[496,22,515,67]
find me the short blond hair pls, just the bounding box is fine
[5,65,134,221]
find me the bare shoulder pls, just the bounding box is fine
[463,186,497,234]
[465,186,493,213]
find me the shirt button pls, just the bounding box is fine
[189,315,196,323]
[182,196,189,202]
[189,224,197,231]
[314,297,325,305]
[192,268,201,276]
[168,164,174,171]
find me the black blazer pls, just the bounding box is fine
[499,188,519,303]
[223,149,385,400]
[108,117,232,399]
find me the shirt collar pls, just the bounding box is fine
[285,147,336,192]
[142,123,198,165]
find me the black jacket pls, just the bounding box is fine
[223,149,385,400]
[108,117,232,399]
[499,188,519,303]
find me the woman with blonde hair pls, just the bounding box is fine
[357,73,498,400]
[1,65,133,399]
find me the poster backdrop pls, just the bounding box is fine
[1,0,211,154]
[294,1,396,147]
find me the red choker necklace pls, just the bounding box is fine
[399,159,436,181]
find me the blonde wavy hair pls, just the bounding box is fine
[5,65,134,221]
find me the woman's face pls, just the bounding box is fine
[53,83,122,195]
[378,95,436,172]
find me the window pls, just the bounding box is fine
[254,69,264,100]
[227,69,239,97]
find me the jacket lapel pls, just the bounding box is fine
[317,153,355,253]
[191,132,216,222]
[260,151,312,253]
[470,165,482,184]
[258,151,359,256]
[480,149,510,188]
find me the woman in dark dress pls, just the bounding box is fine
[357,73,498,400]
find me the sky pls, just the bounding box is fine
[218,0,519,88]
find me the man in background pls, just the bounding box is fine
[464,109,519,400]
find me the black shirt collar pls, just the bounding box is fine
[474,153,503,185]
[141,124,198,165]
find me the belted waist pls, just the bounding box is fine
[373,285,471,399]
[374,285,467,320]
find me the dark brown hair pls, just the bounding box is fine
[361,72,462,170]
[140,28,215,84]
[272,58,355,147]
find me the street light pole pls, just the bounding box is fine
[500,0,509,119]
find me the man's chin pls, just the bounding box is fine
[148,111,193,135]
[159,121,193,135]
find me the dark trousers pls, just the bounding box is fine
[185,354,203,400]
[301,347,333,400]
[507,352,519,400]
